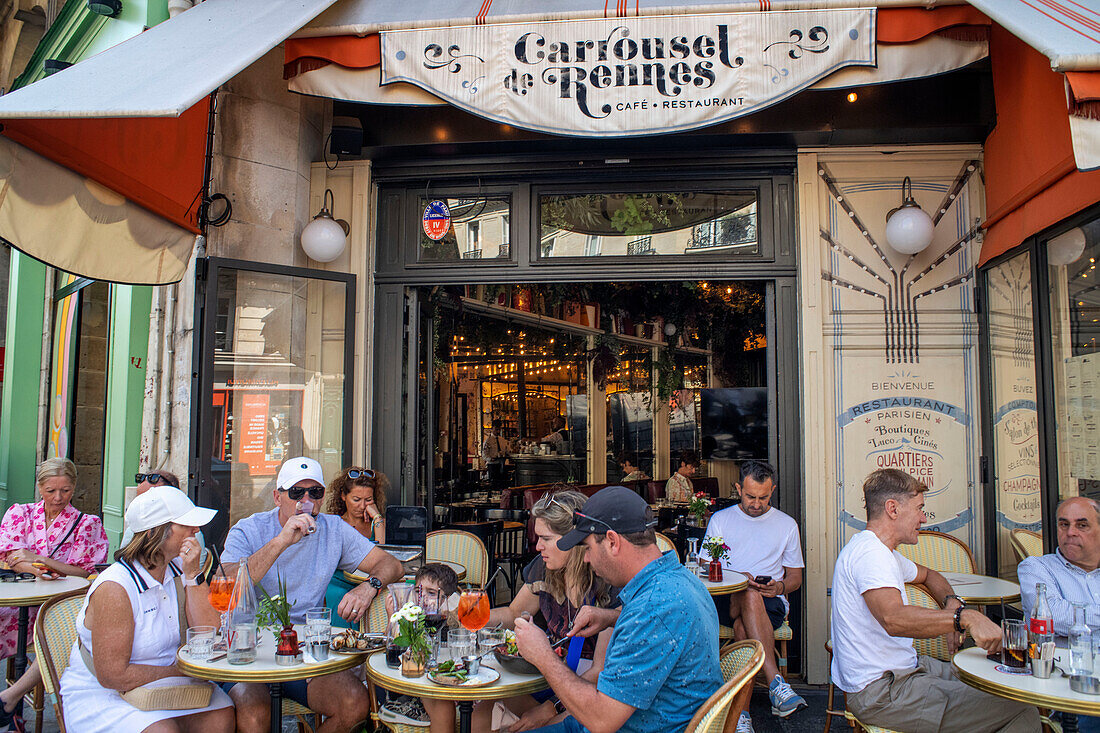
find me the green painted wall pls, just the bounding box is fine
[101,285,151,548]
[0,251,45,506]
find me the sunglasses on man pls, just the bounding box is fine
[135,473,177,487]
[280,486,326,501]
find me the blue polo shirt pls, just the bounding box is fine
[596,550,722,733]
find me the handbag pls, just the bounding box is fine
[79,573,213,711]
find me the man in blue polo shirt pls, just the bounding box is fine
[514,485,722,733]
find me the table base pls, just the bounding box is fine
[269,681,283,733]
[459,700,472,733]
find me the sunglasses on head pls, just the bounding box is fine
[281,486,325,501]
[347,468,376,481]
[135,473,174,486]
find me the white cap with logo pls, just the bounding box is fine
[125,485,217,533]
[277,457,325,490]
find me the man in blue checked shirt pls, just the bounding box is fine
[1019,496,1100,733]
[513,485,722,733]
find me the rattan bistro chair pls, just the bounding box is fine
[905,584,951,661]
[655,532,679,561]
[32,587,86,732]
[895,530,977,574]
[1010,528,1044,562]
[685,640,763,733]
[427,528,489,587]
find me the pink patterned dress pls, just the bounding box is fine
[0,502,108,658]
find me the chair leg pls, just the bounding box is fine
[777,638,788,679]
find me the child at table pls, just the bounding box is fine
[380,563,460,731]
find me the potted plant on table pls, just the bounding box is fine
[257,575,299,665]
[687,492,714,527]
[390,601,431,678]
[701,536,730,583]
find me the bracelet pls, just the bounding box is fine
[953,605,966,634]
[777,581,786,595]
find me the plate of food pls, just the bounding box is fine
[427,659,500,687]
[493,630,539,675]
[331,630,387,654]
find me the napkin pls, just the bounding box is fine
[491,702,520,732]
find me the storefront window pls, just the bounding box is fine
[539,191,758,258]
[1046,216,1100,512]
[986,251,1042,579]
[418,196,511,262]
[198,263,353,538]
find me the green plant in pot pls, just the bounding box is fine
[257,575,299,665]
[390,601,431,677]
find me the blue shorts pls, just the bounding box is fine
[219,679,309,708]
[527,716,589,733]
[714,593,785,630]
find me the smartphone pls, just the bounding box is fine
[753,575,772,585]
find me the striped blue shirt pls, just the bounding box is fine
[1018,549,1100,635]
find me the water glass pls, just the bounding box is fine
[186,625,216,661]
[305,607,331,661]
[449,628,476,660]
[478,628,506,655]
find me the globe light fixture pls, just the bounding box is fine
[884,176,935,255]
[300,189,349,262]
[1047,227,1087,266]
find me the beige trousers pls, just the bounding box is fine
[846,656,1042,733]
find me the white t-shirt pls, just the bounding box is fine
[703,505,804,611]
[830,530,919,693]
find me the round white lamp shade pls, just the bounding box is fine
[885,205,935,255]
[1047,227,1087,266]
[301,216,347,262]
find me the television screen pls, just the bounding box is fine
[700,388,768,461]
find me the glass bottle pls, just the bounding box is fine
[227,555,258,665]
[1069,603,1093,678]
[1030,583,1053,635]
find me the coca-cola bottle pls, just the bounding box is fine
[1030,582,1053,635]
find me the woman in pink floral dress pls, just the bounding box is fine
[0,457,107,727]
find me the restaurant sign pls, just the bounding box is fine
[380,10,875,137]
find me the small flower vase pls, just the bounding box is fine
[275,626,300,665]
[707,559,723,583]
[400,647,428,678]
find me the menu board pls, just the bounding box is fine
[1065,354,1100,480]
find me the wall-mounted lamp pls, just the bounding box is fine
[884,176,934,255]
[1048,227,1087,266]
[87,0,122,17]
[300,189,349,262]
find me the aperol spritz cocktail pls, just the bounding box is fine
[209,575,236,615]
[456,589,490,632]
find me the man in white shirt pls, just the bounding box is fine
[703,460,806,732]
[481,419,511,488]
[831,469,1040,732]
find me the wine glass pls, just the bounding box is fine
[456,588,490,632]
[208,571,236,645]
[418,587,448,664]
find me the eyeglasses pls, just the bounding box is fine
[280,486,325,501]
[135,473,175,487]
[347,468,376,480]
[573,510,616,534]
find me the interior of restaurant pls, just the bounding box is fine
[425,277,769,524]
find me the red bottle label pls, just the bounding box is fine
[1030,618,1052,635]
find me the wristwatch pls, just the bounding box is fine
[183,573,203,587]
[366,576,383,590]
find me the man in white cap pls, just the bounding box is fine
[221,456,402,733]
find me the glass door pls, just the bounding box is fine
[193,259,354,547]
[981,251,1043,579]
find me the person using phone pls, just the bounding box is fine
[702,460,806,732]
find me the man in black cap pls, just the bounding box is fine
[514,486,722,733]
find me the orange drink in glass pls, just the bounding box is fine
[457,589,490,632]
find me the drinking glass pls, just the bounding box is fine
[186,625,216,661]
[208,572,236,646]
[478,628,505,655]
[457,588,490,632]
[449,628,476,660]
[1002,620,1028,669]
[305,607,331,661]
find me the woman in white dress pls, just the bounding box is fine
[60,485,234,732]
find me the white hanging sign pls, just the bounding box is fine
[380,10,875,137]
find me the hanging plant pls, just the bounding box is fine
[588,333,621,391]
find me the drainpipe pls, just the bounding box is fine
[140,285,164,468]
[158,282,177,463]
[35,269,55,463]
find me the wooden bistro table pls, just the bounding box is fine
[365,649,547,733]
[344,560,467,585]
[177,626,365,733]
[954,646,1100,718]
[0,575,89,680]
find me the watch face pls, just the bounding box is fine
[369,577,383,589]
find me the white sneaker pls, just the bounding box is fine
[736,711,755,733]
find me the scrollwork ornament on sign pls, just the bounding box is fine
[422,43,485,73]
[764,26,830,59]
